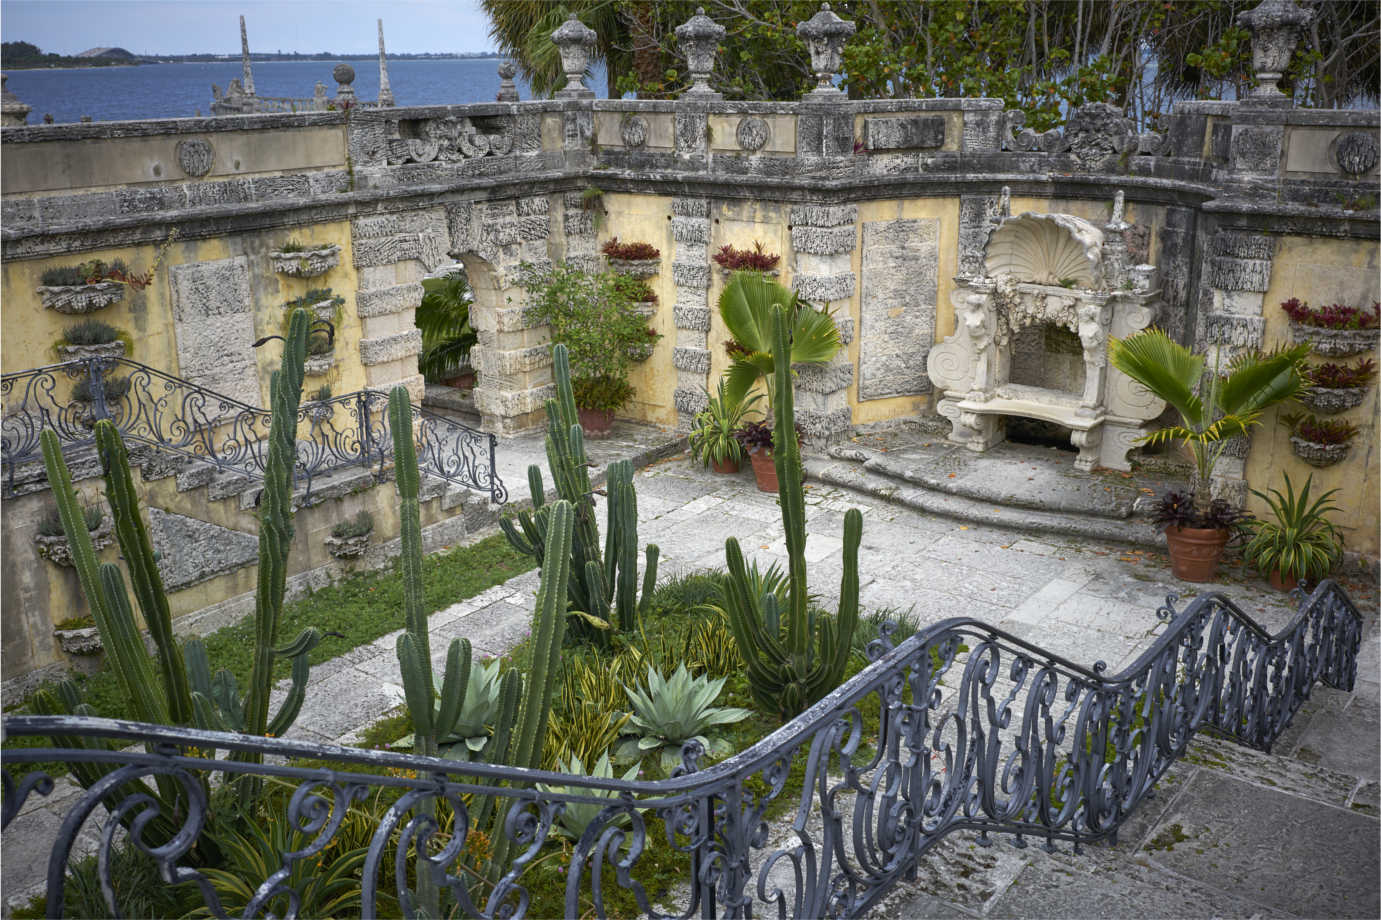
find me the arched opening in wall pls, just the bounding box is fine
[416,262,477,392]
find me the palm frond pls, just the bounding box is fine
[1108,329,1205,428]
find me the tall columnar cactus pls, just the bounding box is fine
[500,344,659,642]
[717,304,862,720]
[37,308,327,807]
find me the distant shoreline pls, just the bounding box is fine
[4,53,503,71]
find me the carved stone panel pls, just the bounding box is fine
[169,256,258,407]
[862,115,944,152]
[175,139,215,177]
[859,219,938,400]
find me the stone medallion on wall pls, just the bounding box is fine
[1335,131,1378,177]
[169,256,259,407]
[176,139,215,177]
[620,114,649,149]
[859,219,939,399]
[736,116,769,152]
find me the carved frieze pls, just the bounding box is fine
[384,116,514,165]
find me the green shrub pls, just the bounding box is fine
[60,319,119,346]
[37,502,102,536]
[329,509,373,540]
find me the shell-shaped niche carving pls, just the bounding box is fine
[983,213,1105,287]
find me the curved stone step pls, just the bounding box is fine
[805,457,1165,549]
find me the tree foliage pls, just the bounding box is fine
[481,0,1378,121]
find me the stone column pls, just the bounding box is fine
[790,204,857,440]
[670,198,713,430]
[377,19,395,107]
[239,14,256,97]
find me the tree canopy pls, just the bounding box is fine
[481,0,1379,127]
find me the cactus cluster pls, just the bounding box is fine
[35,308,328,803]
[387,390,573,904]
[500,343,659,644]
[714,305,862,720]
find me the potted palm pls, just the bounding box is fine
[1242,473,1343,592]
[1109,329,1309,582]
[689,383,760,474]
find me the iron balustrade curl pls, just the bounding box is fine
[2,579,1362,918]
[1,357,506,504]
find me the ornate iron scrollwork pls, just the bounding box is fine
[3,580,1361,918]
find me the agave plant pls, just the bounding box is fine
[718,271,840,406]
[1243,473,1344,584]
[1108,329,1310,516]
[537,752,642,842]
[431,656,506,760]
[616,663,751,773]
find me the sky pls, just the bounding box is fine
[1,0,498,56]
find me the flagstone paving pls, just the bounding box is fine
[4,452,1378,917]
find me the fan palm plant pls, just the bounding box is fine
[416,270,478,383]
[1108,329,1310,517]
[718,271,840,407]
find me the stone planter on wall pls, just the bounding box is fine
[269,244,341,279]
[325,531,371,559]
[56,341,126,365]
[607,257,661,279]
[38,281,125,314]
[304,354,335,377]
[34,515,114,566]
[1297,385,1369,414]
[54,625,103,656]
[1289,436,1352,467]
[1288,323,1379,357]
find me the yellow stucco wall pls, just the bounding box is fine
[1,219,364,407]
[1249,235,1380,556]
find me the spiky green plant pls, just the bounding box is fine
[537,753,641,841]
[616,664,751,774]
[500,343,659,644]
[35,308,327,812]
[1243,473,1344,584]
[713,304,863,720]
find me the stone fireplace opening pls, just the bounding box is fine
[926,189,1167,471]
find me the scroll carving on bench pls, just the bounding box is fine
[927,189,1165,471]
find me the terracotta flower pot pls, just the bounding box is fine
[577,408,615,438]
[1267,569,1300,593]
[748,448,778,492]
[1163,525,1230,583]
[711,455,741,475]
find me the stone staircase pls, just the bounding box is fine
[806,422,1192,549]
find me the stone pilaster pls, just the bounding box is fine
[453,195,556,434]
[671,197,713,430]
[789,203,856,440]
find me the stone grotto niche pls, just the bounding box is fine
[926,190,1165,471]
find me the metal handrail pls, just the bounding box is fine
[2,579,1361,918]
[1,357,506,504]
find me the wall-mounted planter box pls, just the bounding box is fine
[54,625,103,656]
[1297,386,1368,415]
[325,531,371,559]
[38,281,125,314]
[1289,323,1379,357]
[607,257,661,279]
[56,341,126,365]
[1289,436,1352,467]
[270,245,341,279]
[35,515,114,567]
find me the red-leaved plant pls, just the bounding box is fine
[1281,298,1380,330]
[1306,359,1376,389]
[713,241,780,272]
[1284,412,1360,444]
[601,238,660,260]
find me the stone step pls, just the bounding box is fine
[805,456,1165,549]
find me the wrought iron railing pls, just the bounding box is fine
[2,580,1361,919]
[1,357,506,503]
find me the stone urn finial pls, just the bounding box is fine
[796,2,855,99]
[675,7,726,99]
[1236,0,1312,104]
[552,14,597,99]
[333,62,357,104]
[496,59,520,102]
[2,74,32,127]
